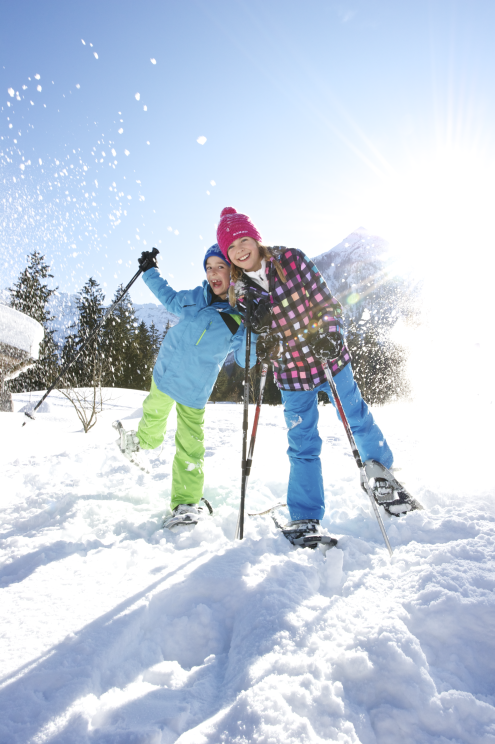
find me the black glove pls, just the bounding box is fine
[138,249,159,272]
[256,333,283,363]
[309,330,343,361]
[251,300,273,334]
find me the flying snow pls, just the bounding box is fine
[150,58,156,64]
[94,52,98,59]
[135,93,140,101]
[8,88,14,97]
[197,136,207,145]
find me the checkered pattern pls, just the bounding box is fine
[238,247,351,391]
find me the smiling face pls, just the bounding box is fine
[205,255,231,299]
[227,236,263,273]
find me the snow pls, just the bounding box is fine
[0,305,44,358]
[1,387,494,743]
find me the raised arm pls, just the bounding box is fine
[142,267,197,316]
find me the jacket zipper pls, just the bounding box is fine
[196,321,212,345]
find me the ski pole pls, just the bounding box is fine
[22,248,159,426]
[235,362,269,540]
[322,362,393,557]
[236,291,254,540]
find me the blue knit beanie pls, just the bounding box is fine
[203,243,230,272]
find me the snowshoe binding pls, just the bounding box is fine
[113,420,149,474]
[364,459,423,516]
[274,517,338,550]
[162,498,213,531]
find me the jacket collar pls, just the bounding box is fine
[202,280,236,313]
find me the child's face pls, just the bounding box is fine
[227,237,263,273]
[206,256,230,299]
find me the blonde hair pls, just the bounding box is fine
[228,243,287,306]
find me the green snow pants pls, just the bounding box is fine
[137,378,205,510]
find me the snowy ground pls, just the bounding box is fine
[1,388,495,744]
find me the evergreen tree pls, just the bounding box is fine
[346,319,410,405]
[161,320,172,344]
[61,278,107,387]
[259,365,282,405]
[148,321,162,358]
[103,286,142,389]
[8,251,59,392]
[135,321,154,390]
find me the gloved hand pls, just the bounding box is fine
[138,249,159,272]
[256,333,283,363]
[251,300,273,334]
[309,330,343,361]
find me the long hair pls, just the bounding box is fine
[228,243,287,306]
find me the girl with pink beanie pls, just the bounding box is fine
[216,206,419,547]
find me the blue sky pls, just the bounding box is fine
[1,0,494,305]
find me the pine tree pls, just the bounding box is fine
[148,321,162,358]
[8,251,59,392]
[346,319,410,405]
[161,320,171,344]
[103,286,142,389]
[135,321,154,390]
[259,365,282,405]
[61,277,107,387]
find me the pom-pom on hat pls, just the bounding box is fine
[203,243,230,272]
[216,207,262,260]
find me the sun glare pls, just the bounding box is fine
[364,150,493,267]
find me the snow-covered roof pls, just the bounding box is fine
[0,305,44,359]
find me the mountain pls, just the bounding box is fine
[311,226,421,329]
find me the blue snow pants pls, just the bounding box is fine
[281,364,393,521]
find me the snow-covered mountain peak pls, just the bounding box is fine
[312,227,417,324]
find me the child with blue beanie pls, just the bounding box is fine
[115,244,257,529]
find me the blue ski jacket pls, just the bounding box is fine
[142,268,257,409]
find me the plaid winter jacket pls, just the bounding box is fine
[237,247,351,391]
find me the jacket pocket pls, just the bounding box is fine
[196,321,212,345]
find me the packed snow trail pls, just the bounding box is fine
[1,390,494,743]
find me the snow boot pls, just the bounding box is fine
[364,459,423,516]
[113,420,149,473]
[278,519,338,550]
[162,498,213,530]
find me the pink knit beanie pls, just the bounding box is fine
[216,207,262,260]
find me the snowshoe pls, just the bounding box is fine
[364,460,423,516]
[274,517,338,550]
[113,420,149,474]
[162,498,213,530]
